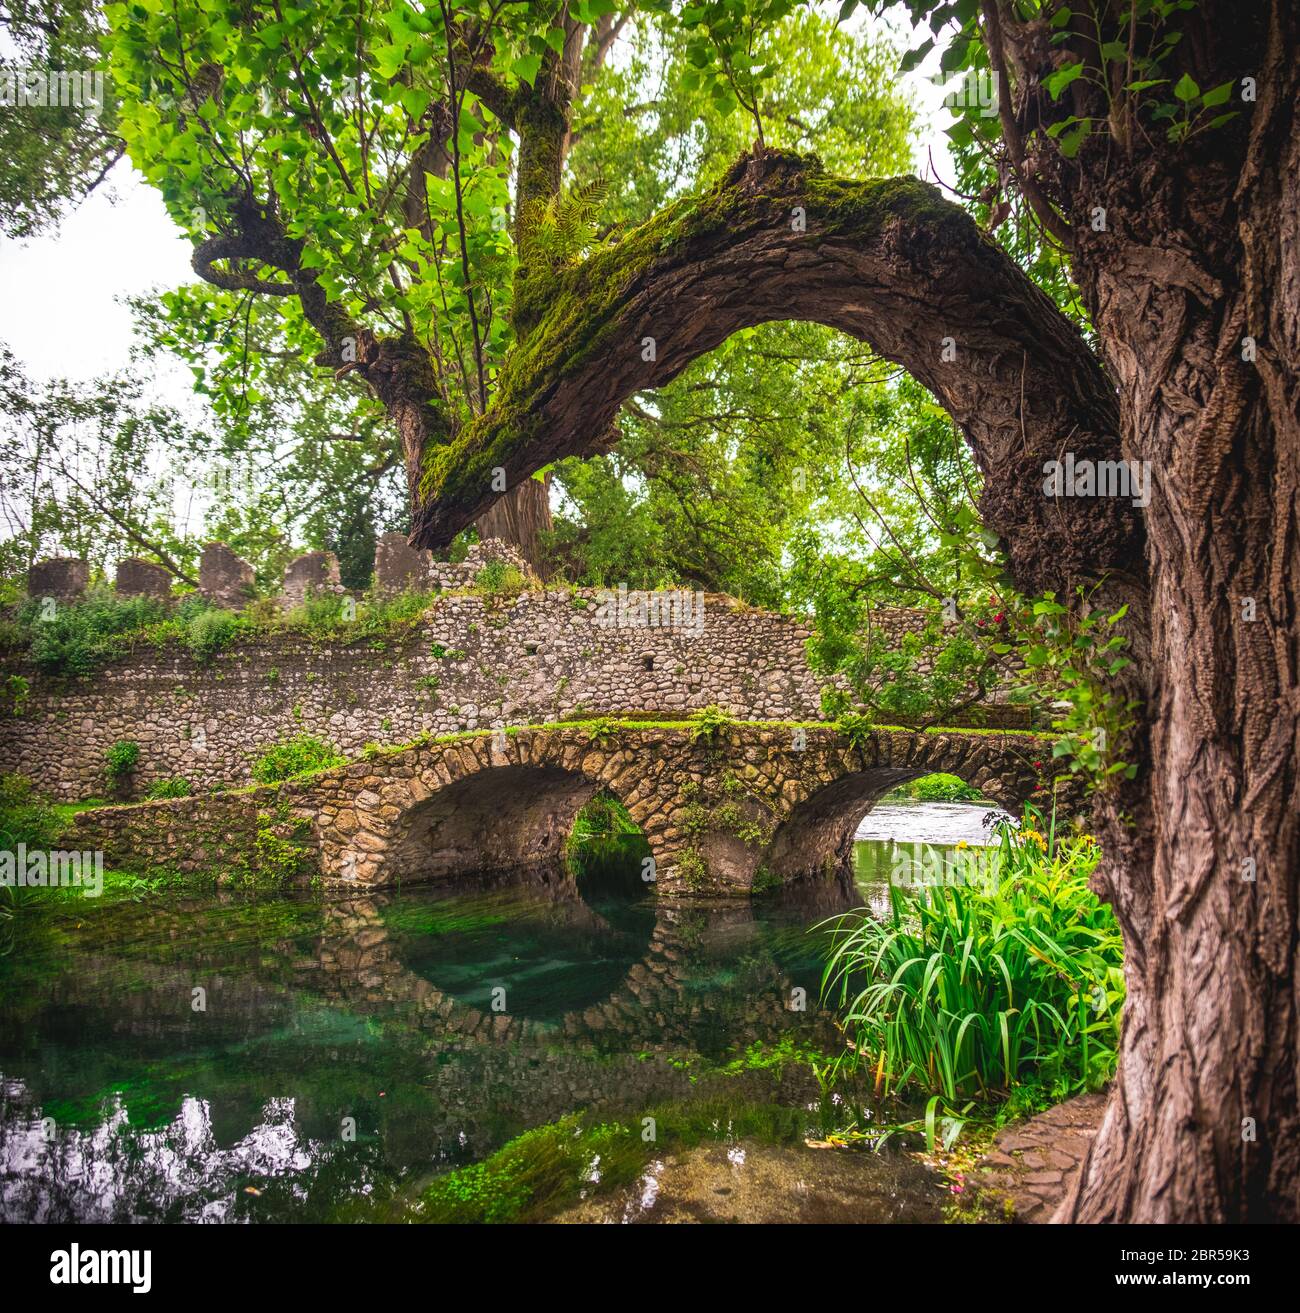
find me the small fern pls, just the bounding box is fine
[518,179,610,270]
[836,711,876,752]
[688,705,734,744]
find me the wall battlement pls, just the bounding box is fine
[5,543,1029,801]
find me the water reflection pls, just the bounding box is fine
[0,803,983,1223]
[0,864,857,1221]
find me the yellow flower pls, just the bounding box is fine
[956,840,969,850]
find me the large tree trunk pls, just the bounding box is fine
[473,475,552,572]
[1058,5,1300,1222]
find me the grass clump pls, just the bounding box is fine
[250,734,346,785]
[474,559,528,603]
[0,773,62,851]
[144,776,192,800]
[821,808,1122,1113]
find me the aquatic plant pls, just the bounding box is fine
[419,1099,811,1224]
[821,808,1122,1109]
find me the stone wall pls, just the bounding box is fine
[1,589,836,799]
[4,554,1031,801]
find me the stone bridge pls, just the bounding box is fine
[283,720,1056,896]
[70,720,1060,896]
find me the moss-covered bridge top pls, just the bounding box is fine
[67,718,1067,899]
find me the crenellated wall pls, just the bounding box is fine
[1,589,840,799]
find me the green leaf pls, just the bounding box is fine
[373,43,408,79]
[1043,62,1084,101]
[400,86,431,120]
[1057,120,1091,157]
[511,53,543,87]
[1173,72,1199,102]
[898,38,934,74]
[1201,80,1234,108]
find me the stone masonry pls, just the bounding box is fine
[63,722,1055,897]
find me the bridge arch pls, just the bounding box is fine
[291,723,1059,895]
[310,731,678,888]
[758,736,1049,888]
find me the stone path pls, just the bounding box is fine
[970,1091,1107,1222]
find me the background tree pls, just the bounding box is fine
[0,0,124,237]
[0,344,196,585]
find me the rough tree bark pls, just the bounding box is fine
[1046,0,1300,1223]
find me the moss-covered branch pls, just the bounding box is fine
[411,149,1141,609]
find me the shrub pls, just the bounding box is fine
[835,711,875,751]
[821,811,1122,1108]
[3,674,30,716]
[104,740,140,788]
[676,847,708,890]
[251,734,346,784]
[184,607,240,662]
[475,559,527,602]
[22,587,171,676]
[145,776,192,800]
[0,773,61,850]
[891,772,985,803]
[580,716,620,747]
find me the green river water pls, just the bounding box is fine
[0,803,1002,1223]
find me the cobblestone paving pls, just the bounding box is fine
[972,1091,1107,1222]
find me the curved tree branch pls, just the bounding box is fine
[411,149,1143,614]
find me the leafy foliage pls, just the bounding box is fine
[250,734,345,785]
[822,811,1123,1109]
[104,739,140,786]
